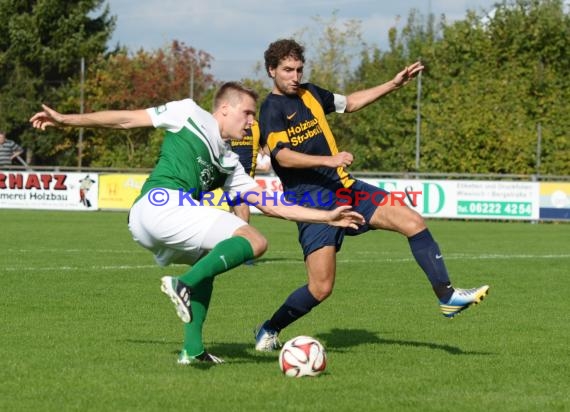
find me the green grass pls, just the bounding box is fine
[1,210,569,411]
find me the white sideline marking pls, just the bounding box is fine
[2,264,158,272]
[2,253,569,272]
[338,253,570,264]
[6,248,144,254]
[273,253,570,265]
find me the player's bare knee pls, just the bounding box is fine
[313,286,333,301]
[308,280,334,301]
[250,236,268,257]
[394,211,425,236]
[233,225,268,257]
[243,232,268,257]
[407,210,426,233]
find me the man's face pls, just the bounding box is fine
[0,134,5,144]
[223,94,256,141]
[269,56,304,96]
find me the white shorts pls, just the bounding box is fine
[128,188,248,266]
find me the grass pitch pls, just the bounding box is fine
[0,210,568,411]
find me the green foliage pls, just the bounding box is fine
[241,78,272,114]
[295,10,365,91]
[49,42,216,167]
[415,0,570,174]
[337,12,431,172]
[0,0,114,163]
[294,1,569,175]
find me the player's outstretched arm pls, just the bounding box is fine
[391,61,424,88]
[345,61,424,112]
[245,186,365,229]
[30,104,152,130]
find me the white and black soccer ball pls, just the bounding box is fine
[278,336,327,377]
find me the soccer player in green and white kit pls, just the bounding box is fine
[30,82,364,365]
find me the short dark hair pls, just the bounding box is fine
[264,39,305,77]
[213,82,258,111]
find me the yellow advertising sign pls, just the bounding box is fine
[208,188,231,211]
[98,174,148,210]
[539,182,570,207]
[98,174,231,211]
[539,182,570,220]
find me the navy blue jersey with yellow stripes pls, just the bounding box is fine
[229,121,260,177]
[259,83,355,203]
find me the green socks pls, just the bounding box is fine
[178,236,254,287]
[182,278,213,356]
[179,236,254,356]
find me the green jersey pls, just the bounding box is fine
[139,99,256,201]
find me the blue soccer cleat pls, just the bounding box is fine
[254,322,281,352]
[439,285,489,318]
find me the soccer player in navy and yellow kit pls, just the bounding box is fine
[254,39,490,351]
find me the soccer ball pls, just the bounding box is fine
[278,336,327,377]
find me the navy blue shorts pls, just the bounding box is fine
[296,180,389,257]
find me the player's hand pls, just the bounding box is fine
[29,104,64,130]
[329,151,354,168]
[327,205,365,229]
[392,61,424,88]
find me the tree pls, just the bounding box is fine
[294,10,365,92]
[298,1,570,175]
[59,41,216,168]
[0,0,115,165]
[340,9,438,171]
[422,0,570,174]
[293,11,382,169]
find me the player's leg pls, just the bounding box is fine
[255,224,341,351]
[161,210,261,317]
[369,190,489,317]
[178,277,215,363]
[368,193,453,297]
[177,221,263,288]
[175,221,266,362]
[260,245,335,325]
[306,246,337,300]
[176,214,269,362]
[232,203,256,265]
[130,194,263,362]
